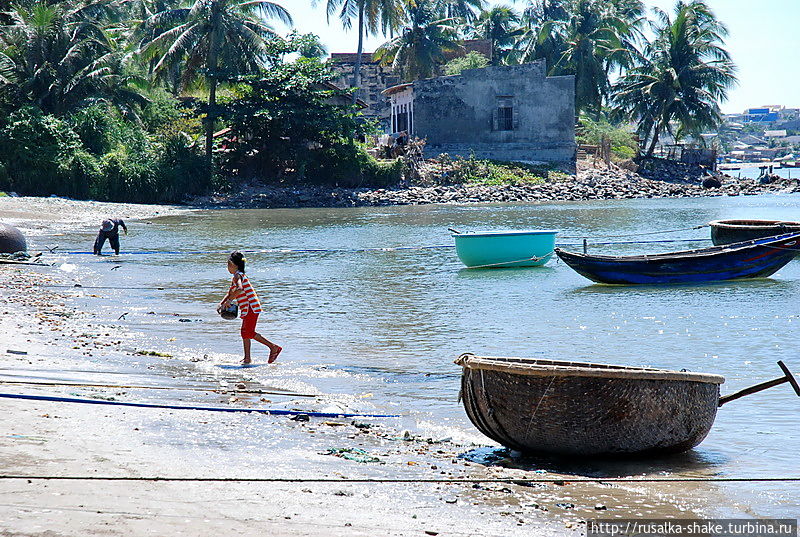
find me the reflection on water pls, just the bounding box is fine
[17,194,800,516]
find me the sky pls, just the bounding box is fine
[271,0,800,115]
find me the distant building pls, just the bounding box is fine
[764,130,788,138]
[383,61,575,165]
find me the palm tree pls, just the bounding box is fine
[375,0,461,81]
[469,6,523,64]
[138,0,292,162]
[549,0,635,118]
[433,0,484,22]
[515,1,569,71]
[319,0,404,102]
[613,1,737,156]
[0,0,145,116]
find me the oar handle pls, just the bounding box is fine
[718,360,800,407]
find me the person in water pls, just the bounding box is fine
[93,218,127,255]
[219,251,282,364]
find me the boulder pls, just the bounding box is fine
[0,223,26,254]
[702,177,722,189]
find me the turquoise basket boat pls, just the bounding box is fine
[452,230,558,268]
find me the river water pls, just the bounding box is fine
[7,193,800,518]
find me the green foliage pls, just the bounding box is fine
[0,106,208,203]
[218,50,384,185]
[577,116,638,160]
[444,51,489,75]
[0,107,91,197]
[432,154,561,185]
[304,142,405,187]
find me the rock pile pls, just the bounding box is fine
[194,163,800,209]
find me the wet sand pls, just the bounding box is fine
[0,197,769,535]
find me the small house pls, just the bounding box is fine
[383,61,575,165]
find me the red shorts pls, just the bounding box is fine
[240,313,259,339]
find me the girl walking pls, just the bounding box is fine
[219,251,282,364]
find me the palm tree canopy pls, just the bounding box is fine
[612,0,737,155]
[0,0,147,115]
[375,0,462,81]
[469,5,523,64]
[138,0,292,89]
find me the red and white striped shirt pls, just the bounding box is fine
[231,272,262,318]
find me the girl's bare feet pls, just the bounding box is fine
[268,345,282,364]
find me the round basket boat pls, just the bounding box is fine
[452,230,558,268]
[710,219,800,246]
[455,354,725,457]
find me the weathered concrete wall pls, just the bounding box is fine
[411,61,575,164]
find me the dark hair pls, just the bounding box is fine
[229,251,246,273]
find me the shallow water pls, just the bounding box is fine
[6,193,800,517]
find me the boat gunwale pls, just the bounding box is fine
[554,231,800,263]
[709,219,800,230]
[455,354,725,384]
[452,229,559,238]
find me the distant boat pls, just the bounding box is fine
[451,229,557,268]
[455,354,799,457]
[710,219,800,246]
[555,232,800,285]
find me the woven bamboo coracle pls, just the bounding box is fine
[455,354,725,457]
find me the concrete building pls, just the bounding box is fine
[382,61,575,165]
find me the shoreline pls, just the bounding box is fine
[191,162,800,210]
[0,195,791,536]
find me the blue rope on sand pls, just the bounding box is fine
[0,392,400,419]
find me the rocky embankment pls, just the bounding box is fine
[194,159,800,209]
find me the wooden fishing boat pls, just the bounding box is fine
[555,232,800,285]
[451,229,558,268]
[455,354,800,457]
[709,219,800,246]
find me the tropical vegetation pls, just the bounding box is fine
[0,0,736,202]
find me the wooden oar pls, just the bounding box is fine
[448,228,461,234]
[718,361,800,407]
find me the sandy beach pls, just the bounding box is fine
[0,196,796,536]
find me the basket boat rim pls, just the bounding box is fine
[455,354,725,384]
[709,219,800,229]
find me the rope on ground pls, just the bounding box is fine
[0,392,398,418]
[0,379,320,398]
[0,475,796,484]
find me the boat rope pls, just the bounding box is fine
[464,252,554,269]
[559,224,709,239]
[0,475,797,484]
[0,379,321,398]
[0,392,399,418]
[32,236,713,259]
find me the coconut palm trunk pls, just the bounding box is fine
[205,7,222,164]
[352,0,365,104]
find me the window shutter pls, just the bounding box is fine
[512,105,519,130]
[491,108,498,131]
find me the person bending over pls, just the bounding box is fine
[94,218,127,255]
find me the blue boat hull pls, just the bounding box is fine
[556,232,800,285]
